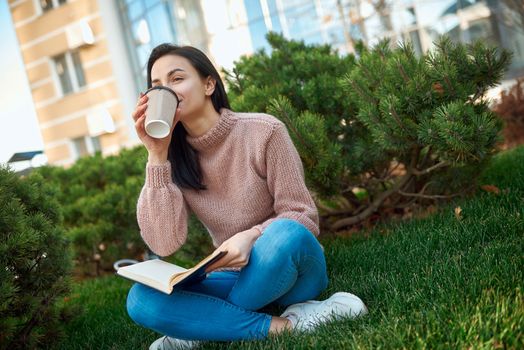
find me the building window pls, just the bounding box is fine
[40,0,67,13]
[53,51,86,96]
[72,136,89,158]
[72,136,102,159]
[91,136,102,153]
[118,0,178,90]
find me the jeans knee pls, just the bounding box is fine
[253,219,326,276]
[263,219,317,250]
[126,283,162,329]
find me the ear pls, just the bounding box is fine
[204,76,216,96]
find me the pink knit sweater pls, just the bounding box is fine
[137,108,319,257]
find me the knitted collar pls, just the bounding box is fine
[186,108,237,151]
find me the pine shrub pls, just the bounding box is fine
[0,166,75,349]
[226,34,511,231]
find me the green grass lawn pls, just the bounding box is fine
[50,147,524,350]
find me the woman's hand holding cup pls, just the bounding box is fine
[132,91,177,165]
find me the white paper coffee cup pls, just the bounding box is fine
[144,86,179,138]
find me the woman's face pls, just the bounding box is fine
[150,54,215,121]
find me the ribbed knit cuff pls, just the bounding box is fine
[145,161,173,188]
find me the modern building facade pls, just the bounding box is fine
[8,0,524,166]
[8,0,139,166]
[352,0,524,78]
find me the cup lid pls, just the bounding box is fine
[144,85,179,102]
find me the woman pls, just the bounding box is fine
[127,43,367,350]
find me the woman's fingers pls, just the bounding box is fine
[132,103,148,122]
[135,115,147,138]
[205,260,223,272]
[230,256,249,267]
[206,251,249,272]
[132,94,148,122]
[215,253,235,268]
[206,249,232,272]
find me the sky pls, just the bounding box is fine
[0,0,44,166]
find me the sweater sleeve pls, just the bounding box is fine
[136,161,189,256]
[251,123,320,236]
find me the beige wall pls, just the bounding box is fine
[16,1,101,44]
[36,81,119,123]
[45,143,72,164]
[9,0,131,166]
[9,0,36,23]
[26,61,51,85]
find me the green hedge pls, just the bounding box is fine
[34,147,212,276]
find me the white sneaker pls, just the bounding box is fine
[149,336,200,350]
[280,292,368,332]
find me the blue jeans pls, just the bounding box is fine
[126,219,329,341]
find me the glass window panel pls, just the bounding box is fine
[283,1,319,39]
[244,0,269,51]
[133,18,151,45]
[91,136,102,153]
[303,32,323,45]
[447,24,462,43]
[497,1,524,70]
[421,23,445,51]
[377,12,395,34]
[137,44,150,71]
[399,0,415,6]
[457,0,485,10]
[127,0,144,21]
[144,0,161,9]
[140,69,147,88]
[500,0,524,28]
[362,11,386,41]
[54,54,73,95]
[71,51,86,88]
[413,0,455,28]
[117,0,178,95]
[397,6,416,28]
[73,137,89,158]
[40,0,53,12]
[408,29,423,56]
[147,4,175,46]
[266,0,282,33]
[176,1,206,47]
[436,14,460,38]
[466,18,495,43]
[328,26,345,46]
